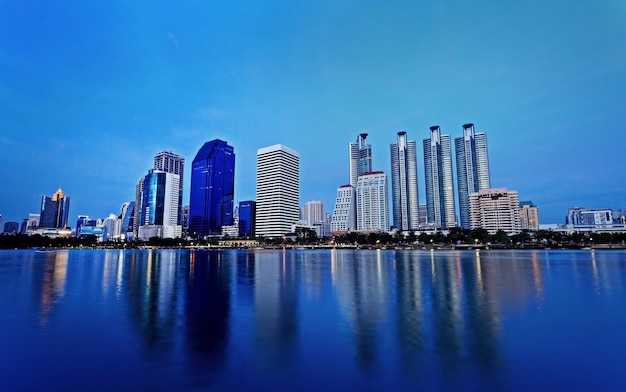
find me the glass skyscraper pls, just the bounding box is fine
[423,126,456,228]
[238,200,256,237]
[390,131,419,230]
[137,170,181,239]
[189,139,235,238]
[39,188,70,228]
[455,123,490,229]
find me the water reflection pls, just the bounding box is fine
[37,251,68,327]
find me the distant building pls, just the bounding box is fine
[455,124,490,229]
[102,213,122,242]
[418,204,428,225]
[182,205,190,234]
[39,188,70,229]
[390,131,420,231]
[469,188,521,234]
[189,139,235,238]
[0,215,2,233]
[137,170,182,239]
[301,200,330,238]
[133,177,145,239]
[566,208,614,229]
[3,221,18,234]
[120,202,135,240]
[238,200,256,237]
[154,151,184,226]
[255,144,300,238]
[424,126,456,228]
[356,171,389,232]
[331,185,356,234]
[519,201,540,231]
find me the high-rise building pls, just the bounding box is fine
[154,151,185,226]
[133,177,144,238]
[256,144,299,238]
[39,188,70,228]
[189,139,235,238]
[469,188,521,234]
[120,201,135,239]
[238,201,256,237]
[349,133,372,187]
[519,201,539,231]
[455,123,490,229]
[3,221,19,234]
[423,126,456,228]
[301,200,330,238]
[390,131,419,231]
[137,170,181,239]
[356,171,389,232]
[331,185,356,234]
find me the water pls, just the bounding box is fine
[1,248,626,391]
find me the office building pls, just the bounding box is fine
[331,185,356,234]
[356,171,389,232]
[120,202,135,240]
[390,131,419,231]
[256,144,299,238]
[455,123,491,229]
[238,201,256,237]
[133,177,144,238]
[137,170,182,239]
[301,200,330,238]
[3,221,19,234]
[469,188,521,234]
[519,201,540,231]
[423,126,456,228]
[39,188,70,228]
[566,207,614,229]
[154,151,185,226]
[189,139,235,238]
[349,133,372,187]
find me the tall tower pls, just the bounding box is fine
[189,139,235,238]
[39,188,70,228]
[137,170,181,239]
[390,131,419,231]
[423,126,456,228]
[256,144,300,238]
[455,123,490,229]
[349,133,372,187]
[154,151,184,225]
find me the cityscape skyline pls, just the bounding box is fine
[1,1,625,225]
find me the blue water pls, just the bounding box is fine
[1,249,626,391]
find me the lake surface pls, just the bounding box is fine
[1,248,626,391]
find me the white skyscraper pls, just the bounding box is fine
[455,124,490,229]
[331,185,356,234]
[423,126,456,228]
[154,151,184,226]
[349,133,372,187]
[256,144,300,238]
[390,131,419,231]
[356,171,389,232]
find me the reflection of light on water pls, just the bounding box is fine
[146,250,153,288]
[39,251,69,328]
[377,249,382,281]
[430,250,436,283]
[116,250,124,298]
[475,250,483,294]
[189,251,195,282]
[591,250,600,295]
[531,252,544,306]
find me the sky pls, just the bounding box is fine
[1,0,625,226]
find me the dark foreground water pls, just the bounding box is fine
[1,249,626,391]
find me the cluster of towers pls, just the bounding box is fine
[331,124,498,234]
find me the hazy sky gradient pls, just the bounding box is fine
[1,0,625,225]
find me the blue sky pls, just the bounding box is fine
[1,0,625,226]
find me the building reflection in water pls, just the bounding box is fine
[37,251,69,328]
[253,249,299,368]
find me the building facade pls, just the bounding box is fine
[349,133,372,187]
[519,201,539,231]
[455,123,490,229]
[256,144,300,238]
[566,207,615,229]
[423,126,456,228]
[39,188,70,228]
[356,171,389,232]
[331,185,356,234]
[469,188,521,234]
[137,170,182,239]
[189,139,235,238]
[390,131,419,231]
[238,200,256,237]
[154,151,184,226]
